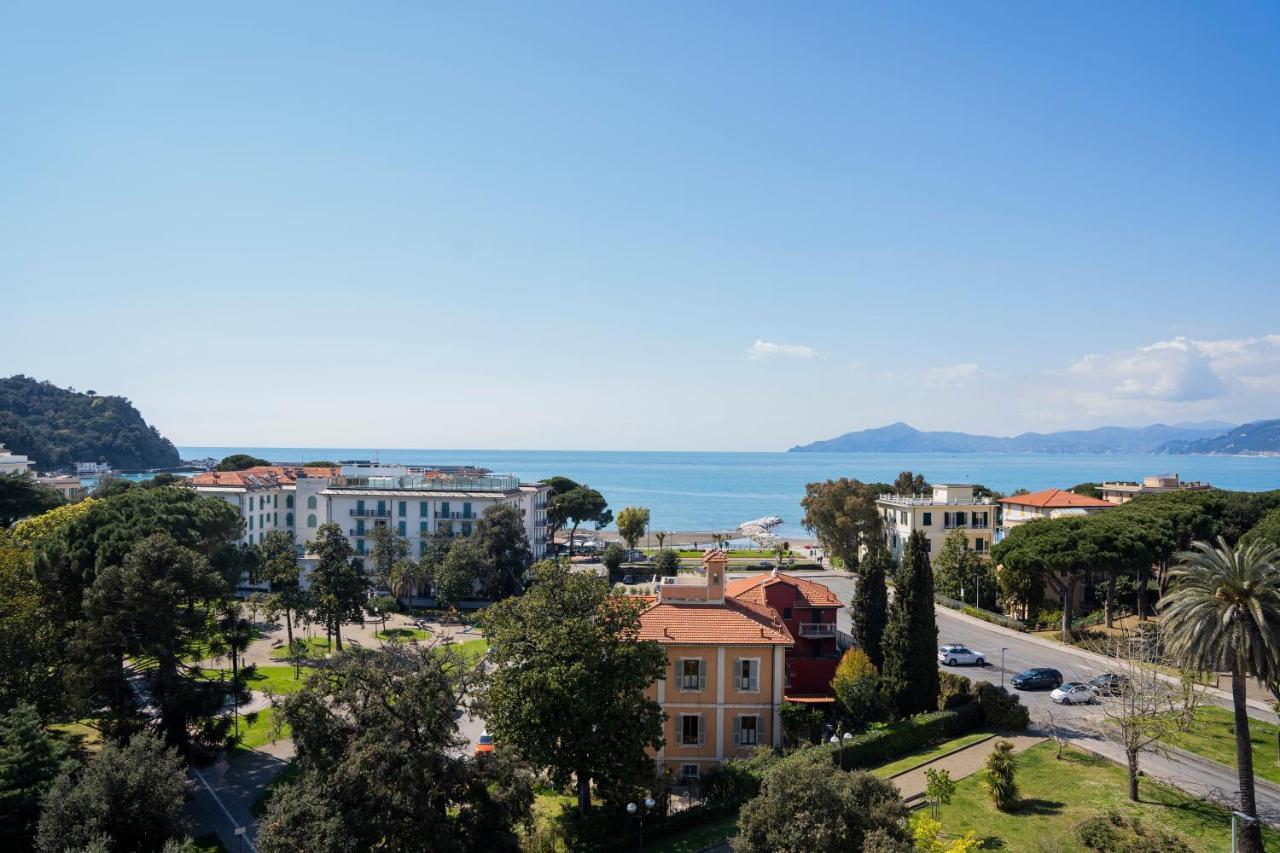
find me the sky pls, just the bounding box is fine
[3,2,1279,451]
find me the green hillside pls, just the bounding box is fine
[0,375,181,471]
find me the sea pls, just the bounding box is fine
[174,448,1280,541]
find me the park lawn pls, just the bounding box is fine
[48,719,104,755]
[375,626,433,642]
[870,732,993,778]
[251,760,302,818]
[242,665,307,695]
[650,814,739,853]
[1162,705,1280,786]
[231,707,290,753]
[439,637,488,666]
[935,742,1280,852]
[269,636,338,660]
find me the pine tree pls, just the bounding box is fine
[0,703,74,848]
[881,530,939,717]
[851,546,890,669]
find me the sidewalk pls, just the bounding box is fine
[889,734,1045,802]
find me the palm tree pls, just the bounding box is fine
[389,559,432,603]
[1159,537,1280,853]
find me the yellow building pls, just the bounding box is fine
[637,551,793,780]
[876,484,994,561]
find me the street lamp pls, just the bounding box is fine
[1232,810,1258,853]
[1000,648,1009,688]
[626,797,656,848]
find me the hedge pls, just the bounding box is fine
[934,593,1027,632]
[775,703,985,773]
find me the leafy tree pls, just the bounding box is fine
[832,649,886,732]
[257,530,304,655]
[881,531,939,718]
[931,528,991,607]
[215,453,270,471]
[549,485,610,557]
[389,558,432,602]
[538,476,580,545]
[0,702,75,848]
[365,594,399,635]
[299,460,338,467]
[851,546,890,670]
[778,699,825,747]
[35,733,188,853]
[992,517,1092,637]
[0,474,63,527]
[653,548,680,577]
[601,543,626,572]
[923,768,956,820]
[1075,513,1156,628]
[139,473,185,489]
[892,471,927,496]
[91,474,135,498]
[366,525,409,591]
[615,506,650,554]
[982,740,1018,810]
[82,533,232,752]
[734,760,910,853]
[1069,482,1102,499]
[307,523,366,652]
[1159,538,1280,853]
[474,504,532,600]
[801,478,882,572]
[0,540,66,717]
[0,375,181,470]
[259,644,533,853]
[480,561,666,815]
[436,539,485,606]
[1241,506,1280,551]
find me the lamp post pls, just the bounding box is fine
[1232,810,1258,853]
[627,797,657,849]
[1000,648,1009,688]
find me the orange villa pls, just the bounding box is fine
[636,551,843,780]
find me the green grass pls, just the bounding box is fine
[269,636,338,660]
[1162,705,1280,786]
[935,741,1280,852]
[375,626,433,642]
[438,637,488,666]
[870,731,993,778]
[649,814,739,853]
[251,760,302,818]
[672,549,793,559]
[230,707,290,753]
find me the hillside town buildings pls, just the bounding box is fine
[877,483,994,562]
[0,444,34,476]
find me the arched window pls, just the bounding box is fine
[286,512,294,527]
[307,513,317,528]
[286,495,294,509]
[307,495,317,509]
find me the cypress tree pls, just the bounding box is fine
[881,530,939,717]
[851,545,890,670]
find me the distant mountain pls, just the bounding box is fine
[789,421,1234,454]
[0,375,181,471]
[1159,419,1280,456]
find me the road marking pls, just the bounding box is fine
[192,767,258,853]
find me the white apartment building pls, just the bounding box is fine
[0,444,35,476]
[1099,474,1212,505]
[876,483,994,562]
[190,462,550,565]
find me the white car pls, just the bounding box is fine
[1050,682,1096,705]
[937,644,985,667]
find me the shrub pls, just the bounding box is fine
[1073,810,1192,852]
[974,682,1030,731]
[700,758,760,805]
[937,672,973,710]
[653,548,680,577]
[776,704,984,773]
[983,740,1018,810]
[601,544,626,572]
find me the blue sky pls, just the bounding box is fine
[3,2,1278,450]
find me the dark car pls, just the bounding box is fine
[622,573,636,585]
[1087,673,1128,696]
[1010,668,1063,690]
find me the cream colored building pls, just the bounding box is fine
[638,551,793,780]
[877,484,994,562]
[0,445,34,476]
[1099,474,1211,505]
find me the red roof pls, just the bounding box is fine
[997,488,1112,509]
[726,571,843,608]
[190,465,338,488]
[637,596,793,646]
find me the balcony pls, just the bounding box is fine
[350,508,390,518]
[797,622,836,638]
[435,511,476,520]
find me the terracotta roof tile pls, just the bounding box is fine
[637,597,793,646]
[997,488,1112,509]
[725,572,843,608]
[189,465,338,488]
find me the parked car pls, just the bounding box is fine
[1010,668,1063,690]
[757,560,773,569]
[622,573,636,585]
[1050,682,1096,705]
[1087,673,1128,696]
[475,731,494,755]
[937,644,986,667]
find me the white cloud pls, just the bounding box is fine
[1067,337,1224,402]
[920,362,991,390]
[747,340,820,360]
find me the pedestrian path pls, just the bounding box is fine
[888,733,1045,802]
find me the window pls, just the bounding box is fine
[419,521,428,535]
[461,523,472,537]
[377,500,386,516]
[923,512,932,526]
[398,521,406,536]
[356,540,365,555]
[735,659,759,692]
[307,514,317,527]
[441,502,450,517]
[356,500,365,514]
[356,521,366,536]
[679,714,703,746]
[398,501,406,517]
[307,495,317,510]
[734,715,759,746]
[810,640,822,657]
[286,513,294,527]
[273,512,278,526]
[420,501,428,517]
[781,607,792,620]
[680,764,700,781]
[925,538,932,552]
[249,515,254,530]
[974,537,986,553]
[286,495,294,509]
[463,502,472,519]
[678,658,705,692]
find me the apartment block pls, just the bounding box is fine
[876,484,994,562]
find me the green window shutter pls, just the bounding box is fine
[398,501,406,517]
[398,521,406,536]
[420,501,428,517]
[357,499,365,513]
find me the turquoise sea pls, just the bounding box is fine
[176,448,1280,540]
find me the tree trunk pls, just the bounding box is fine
[334,619,344,652]
[1135,565,1148,621]
[576,770,592,816]
[1126,747,1139,801]
[1060,577,1075,643]
[284,608,294,652]
[1105,571,1116,629]
[1232,656,1264,853]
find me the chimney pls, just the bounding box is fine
[703,550,727,604]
